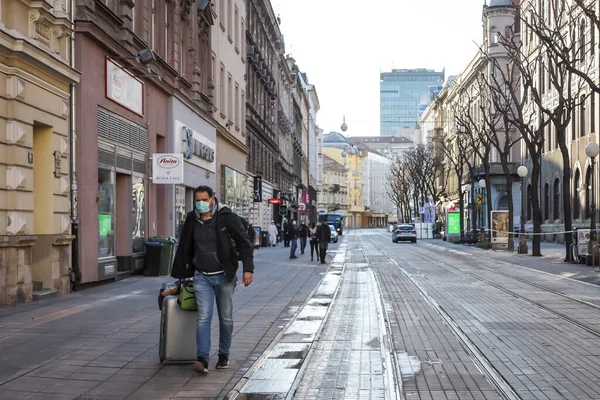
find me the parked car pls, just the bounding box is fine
[392,225,417,243]
[330,225,339,243]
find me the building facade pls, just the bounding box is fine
[0,0,79,305]
[317,155,349,217]
[212,0,249,216]
[74,0,215,284]
[303,74,321,223]
[380,68,445,136]
[245,0,281,229]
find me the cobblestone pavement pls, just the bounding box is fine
[362,230,600,400]
[0,243,336,400]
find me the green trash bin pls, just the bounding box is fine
[144,241,163,276]
[150,236,177,276]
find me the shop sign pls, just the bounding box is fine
[183,126,215,162]
[106,58,144,116]
[253,176,262,202]
[268,198,283,205]
[152,153,184,184]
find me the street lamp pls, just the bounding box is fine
[585,142,599,265]
[517,165,528,254]
[479,179,487,242]
[464,184,472,235]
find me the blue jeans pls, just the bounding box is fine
[193,271,236,361]
[299,237,307,253]
[290,238,298,257]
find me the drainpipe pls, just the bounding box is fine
[69,0,81,287]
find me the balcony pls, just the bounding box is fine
[473,162,519,179]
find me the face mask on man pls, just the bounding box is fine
[195,199,212,214]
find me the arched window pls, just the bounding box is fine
[553,178,561,221]
[574,169,581,219]
[497,195,509,210]
[527,184,532,221]
[586,167,592,218]
[544,183,550,221]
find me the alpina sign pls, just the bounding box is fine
[152,153,184,184]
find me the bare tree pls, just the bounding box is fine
[494,23,550,257]
[437,127,476,239]
[387,144,445,224]
[450,87,494,242]
[519,1,591,261]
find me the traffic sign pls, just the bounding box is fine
[477,194,484,204]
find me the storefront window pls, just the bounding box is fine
[98,169,115,258]
[132,176,146,253]
[175,185,187,241]
[222,166,249,218]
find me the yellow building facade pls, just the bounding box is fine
[0,0,79,305]
[323,146,365,228]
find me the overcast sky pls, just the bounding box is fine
[270,0,485,137]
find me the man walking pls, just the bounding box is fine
[299,222,309,255]
[317,219,331,264]
[288,220,299,259]
[268,220,278,247]
[171,186,254,374]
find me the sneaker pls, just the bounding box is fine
[216,354,229,369]
[193,357,209,374]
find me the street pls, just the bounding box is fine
[4,231,600,399]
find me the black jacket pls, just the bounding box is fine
[317,224,331,244]
[171,203,254,282]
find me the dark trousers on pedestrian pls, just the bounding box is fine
[319,244,328,264]
[310,240,320,260]
[290,239,298,258]
[299,237,307,254]
[284,233,290,247]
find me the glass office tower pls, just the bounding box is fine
[380,68,445,136]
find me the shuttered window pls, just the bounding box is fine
[97,108,147,174]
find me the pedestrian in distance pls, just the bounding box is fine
[317,219,331,264]
[171,186,254,374]
[299,222,309,255]
[309,223,320,262]
[283,218,290,247]
[268,220,278,247]
[288,220,299,259]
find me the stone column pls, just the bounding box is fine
[0,236,37,306]
[53,235,74,294]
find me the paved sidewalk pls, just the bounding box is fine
[0,242,336,399]
[425,237,600,285]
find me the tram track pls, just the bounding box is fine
[365,234,600,400]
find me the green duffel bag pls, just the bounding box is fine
[177,281,197,311]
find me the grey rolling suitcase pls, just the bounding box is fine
[159,295,197,364]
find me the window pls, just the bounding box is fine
[544,183,549,221]
[592,93,596,133]
[132,176,146,253]
[581,95,587,137]
[220,0,225,29]
[580,20,586,60]
[592,23,596,57]
[553,178,561,221]
[131,4,135,33]
[574,169,581,220]
[220,64,225,115]
[150,0,156,50]
[164,3,169,58]
[228,0,232,35]
[98,169,115,258]
[586,168,592,218]
[241,19,245,56]
[241,91,246,133]
[527,184,532,221]
[234,7,239,50]
[235,83,240,129]
[228,74,233,120]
